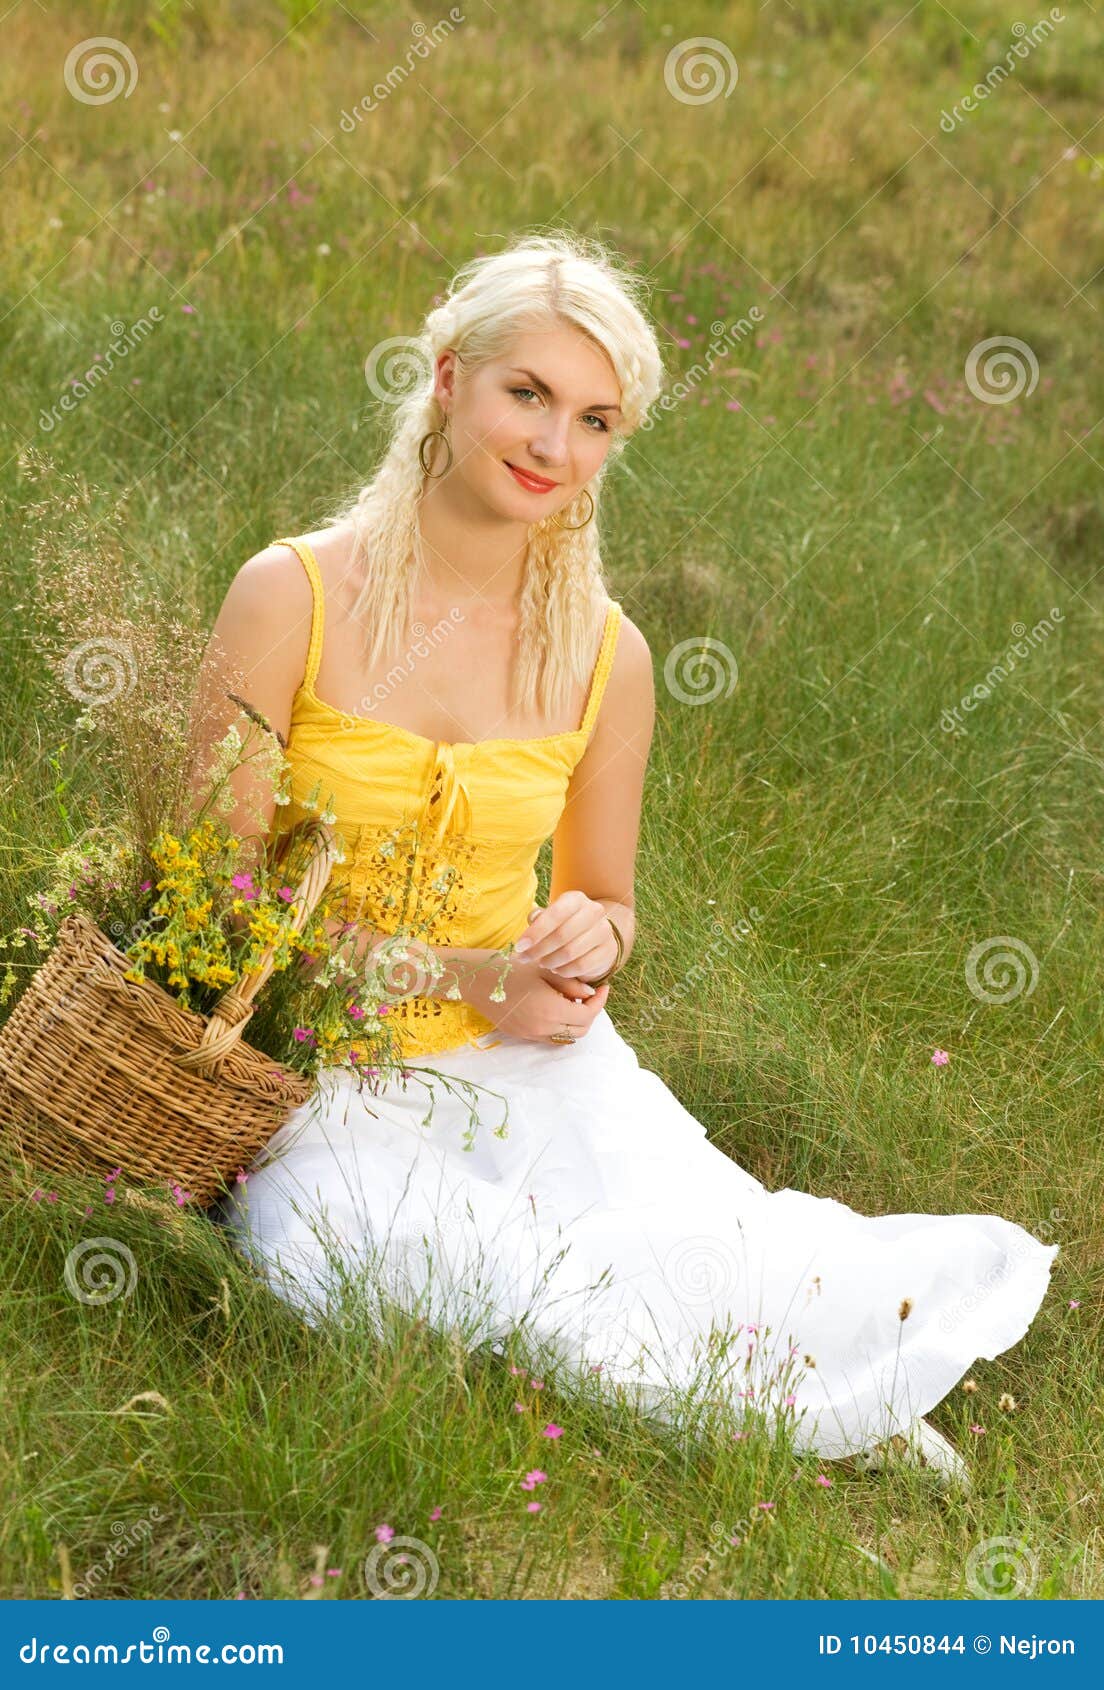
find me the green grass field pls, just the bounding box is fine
[1,0,1101,1600]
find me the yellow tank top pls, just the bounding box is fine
[269,536,623,1064]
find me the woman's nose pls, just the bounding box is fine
[529,421,570,464]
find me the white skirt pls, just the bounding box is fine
[215,1007,1057,1459]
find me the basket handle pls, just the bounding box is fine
[173,817,340,1074]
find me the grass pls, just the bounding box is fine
[0,0,1102,1598]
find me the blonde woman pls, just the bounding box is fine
[209,232,1056,1489]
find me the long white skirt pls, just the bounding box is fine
[215,1007,1057,1459]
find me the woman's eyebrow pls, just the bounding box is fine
[508,367,623,414]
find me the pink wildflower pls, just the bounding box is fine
[277,886,295,902]
[374,1523,394,1543]
[542,1422,564,1440]
[969,1423,986,1436]
[526,1501,542,1513]
[931,1048,950,1066]
[815,1474,832,1488]
[428,1506,443,1523]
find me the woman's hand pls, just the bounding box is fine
[464,953,610,1043]
[511,892,619,982]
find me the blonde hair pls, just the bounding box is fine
[323,230,665,721]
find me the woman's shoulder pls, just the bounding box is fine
[228,521,356,615]
[593,602,653,728]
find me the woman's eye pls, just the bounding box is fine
[510,387,609,432]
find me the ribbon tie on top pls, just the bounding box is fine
[422,742,473,847]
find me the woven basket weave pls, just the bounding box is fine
[0,818,340,1206]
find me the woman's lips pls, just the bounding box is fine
[505,461,559,493]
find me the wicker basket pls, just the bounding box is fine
[0,818,340,1207]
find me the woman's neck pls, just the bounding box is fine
[415,476,531,609]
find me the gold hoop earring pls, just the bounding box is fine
[551,487,595,531]
[419,427,453,477]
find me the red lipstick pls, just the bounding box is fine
[505,461,559,493]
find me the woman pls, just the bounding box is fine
[209,232,1056,1489]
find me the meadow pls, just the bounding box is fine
[0,0,1101,1599]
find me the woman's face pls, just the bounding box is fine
[432,322,622,520]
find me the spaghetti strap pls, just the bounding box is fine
[272,535,325,693]
[579,600,622,738]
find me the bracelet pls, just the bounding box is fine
[583,916,625,988]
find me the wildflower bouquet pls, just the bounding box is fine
[1,716,443,1093]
